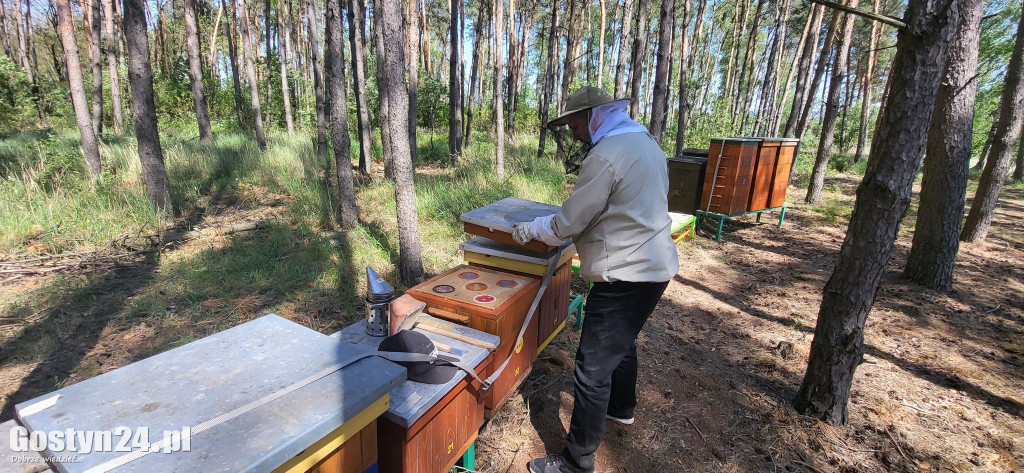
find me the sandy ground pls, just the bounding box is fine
[476,186,1024,473]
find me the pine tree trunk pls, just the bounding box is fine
[123,0,172,213]
[238,0,267,148]
[449,0,464,164]
[493,0,505,179]
[54,0,101,177]
[278,0,294,133]
[627,0,648,116]
[793,0,957,424]
[806,0,857,204]
[961,9,1024,243]
[596,0,606,87]
[104,0,123,133]
[783,3,823,137]
[613,0,634,97]
[88,0,103,136]
[374,0,424,284]
[973,110,997,170]
[184,0,214,142]
[732,0,761,125]
[537,1,559,157]
[307,0,328,156]
[465,2,486,146]
[346,0,372,173]
[208,2,223,68]
[325,0,358,229]
[265,0,272,127]
[0,0,11,58]
[903,0,983,290]
[647,0,674,142]
[795,9,838,140]
[674,0,690,155]
[723,4,738,103]
[13,0,31,80]
[854,0,881,162]
[1014,128,1024,181]
[227,0,247,129]
[407,0,419,171]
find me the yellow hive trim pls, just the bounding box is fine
[537,320,567,355]
[270,395,389,473]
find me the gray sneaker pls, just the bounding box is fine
[527,455,584,473]
[606,413,635,425]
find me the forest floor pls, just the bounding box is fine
[478,183,1024,473]
[1,129,1023,472]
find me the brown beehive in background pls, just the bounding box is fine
[767,138,800,208]
[700,138,759,215]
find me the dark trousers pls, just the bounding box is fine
[562,280,670,472]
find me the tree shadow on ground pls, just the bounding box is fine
[0,222,362,422]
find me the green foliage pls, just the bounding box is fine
[0,57,36,130]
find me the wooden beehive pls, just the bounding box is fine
[406,265,540,413]
[700,138,759,215]
[767,138,800,208]
[460,197,563,254]
[460,237,573,355]
[377,356,491,473]
[746,138,777,212]
[667,155,707,215]
[304,422,379,473]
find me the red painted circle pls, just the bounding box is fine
[474,295,496,303]
[465,282,488,291]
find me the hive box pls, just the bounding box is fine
[333,318,500,473]
[667,155,708,215]
[459,237,573,354]
[14,315,405,473]
[460,197,567,253]
[765,138,800,208]
[700,137,760,215]
[406,265,540,414]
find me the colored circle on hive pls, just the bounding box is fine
[432,284,455,294]
[474,294,496,303]
[458,271,479,280]
[496,279,518,288]
[465,282,488,291]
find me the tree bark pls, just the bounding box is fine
[238,0,267,148]
[783,3,823,137]
[854,0,882,162]
[627,0,647,116]
[674,0,690,154]
[449,0,464,164]
[265,0,272,127]
[277,0,294,133]
[226,0,247,128]
[537,0,559,157]
[1014,125,1024,181]
[307,0,327,156]
[733,0,762,125]
[103,0,123,133]
[407,0,419,170]
[795,9,839,140]
[88,0,103,135]
[903,0,983,290]
[465,1,486,146]
[184,0,214,142]
[325,0,358,229]
[54,0,102,177]
[647,0,674,142]
[12,0,30,81]
[961,9,1024,243]
[596,0,606,88]
[806,0,858,204]
[374,0,424,284]
[346,0,372,173]
[973,109,998,171]
[493,0,505,179]
[613,0,634,97]
[757,0,789,136]
[0,0,11,58]
[792,0,957,424]
[123,0,172,213]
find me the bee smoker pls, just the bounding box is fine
[365,267,394,336]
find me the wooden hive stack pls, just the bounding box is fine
[405,265,541,414]
[766,138,800,208]
[700,138,760,215]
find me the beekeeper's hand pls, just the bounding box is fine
[512,222,534,244]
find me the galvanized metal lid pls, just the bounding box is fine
[366,267,395,302]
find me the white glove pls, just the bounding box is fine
[528,214,565,246]
[512,222,535,244]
